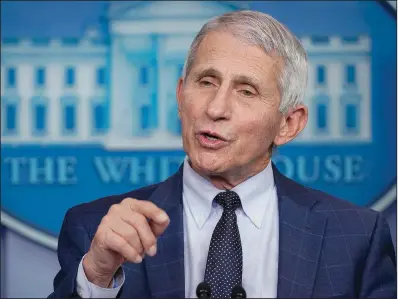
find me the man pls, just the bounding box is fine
[49,10,396,299]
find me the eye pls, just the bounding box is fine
[199,80,214,87]
[240,89,255,97]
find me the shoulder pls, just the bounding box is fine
[304,183,382,237]
[277,170,383,234]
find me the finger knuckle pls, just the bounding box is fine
[101,215,111,225]
[132,211,146,222]
[126,229,138,240]
[118,237,129,249]
[144,234,156,247]
[93,228,104,244]
[95,228,110,248]
[122,197,136,206]
[135,245,144,255]
[120,242,137,260]
[128,232,143,250]
[142,200,156,210]
[109,204,120,214]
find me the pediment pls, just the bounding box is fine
[107,1,247,21]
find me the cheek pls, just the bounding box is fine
[236,112,280,150]
[180,95,205,126]
[180,98,199,139]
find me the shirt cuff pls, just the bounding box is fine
[75,254,125,298]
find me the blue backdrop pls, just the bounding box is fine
[0,1,396,297]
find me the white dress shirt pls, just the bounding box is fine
[76,158,279,298]
[75,254,124,298]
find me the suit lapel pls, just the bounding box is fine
[134,162,327,298]
[273,164,327,298]
[144,166,185,298]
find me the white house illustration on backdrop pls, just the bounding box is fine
[0,1,372,150]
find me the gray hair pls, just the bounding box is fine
[182,10,308,114]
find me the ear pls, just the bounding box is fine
[273,105,308,146]
[176,78,184,119]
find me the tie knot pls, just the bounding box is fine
[215,190,242,211]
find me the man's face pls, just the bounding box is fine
[177,30,285,178]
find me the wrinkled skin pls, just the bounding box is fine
[177,30,308,189]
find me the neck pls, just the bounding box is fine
[188,157,271,190]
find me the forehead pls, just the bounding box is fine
[192,30,282,81]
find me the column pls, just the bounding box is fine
[0,66,4,97]
[47,64,63,141]
[18,64,33,141]
[76,64,93,141]
[130,63,139,137]
[109,37,134,140]
[1,66,4,136]
[155,34,169,137]
[357,59,371,141]
[300,62,314,141]
[328,62,341,139]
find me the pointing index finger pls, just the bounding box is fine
[127,199,169,225]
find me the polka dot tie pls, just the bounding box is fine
[204,190,243,298]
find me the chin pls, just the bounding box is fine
[190,150,227,175]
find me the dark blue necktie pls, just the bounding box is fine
[204,190,243,298]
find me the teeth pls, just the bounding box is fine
[203,133,219,140]
[206,136,218,140]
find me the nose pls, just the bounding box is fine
[205,85,231,121]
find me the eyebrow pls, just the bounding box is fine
[233,74,261,92]
[193,67,222,80]
[193,67,261,91]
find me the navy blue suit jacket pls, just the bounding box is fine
[49,165,396,298]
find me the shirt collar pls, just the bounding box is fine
[182,156,275,229]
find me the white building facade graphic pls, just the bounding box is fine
[0,1,372,149]
[298,35,371,143]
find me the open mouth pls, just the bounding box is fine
[202,132,222,141]
[197,131,228,149]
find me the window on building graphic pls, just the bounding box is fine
[3,38,19,45]
[140,66,148,85]
[342,36,359,44]
[176,117,182,135]
[31,96,48,135]
[345,104,357,130]
[91,98,107,134]
[62,38,79,46]
[340,93,361,134]
[311,36,330,44]
[317,103,328,130]
[96,67,106,87]
[32,38,50,46]
[178,64,185,78]
[65,67,75,87]
[7,67,16,88]
[313,94,329,133]
[61,96,78,134]
[140,105,150,130]
[36,67,46,87]
[65,106,76,131]
[316,65,326,85]
[94,105,105,131]
[35,105,46,131]
[2,96,19,135]
[345,65,356,85]
[6,104,17,131]
[167,103,181,136]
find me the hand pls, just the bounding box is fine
[82,197,170,288]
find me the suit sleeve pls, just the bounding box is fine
[359,213,397,298]
[48,208,92,298]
